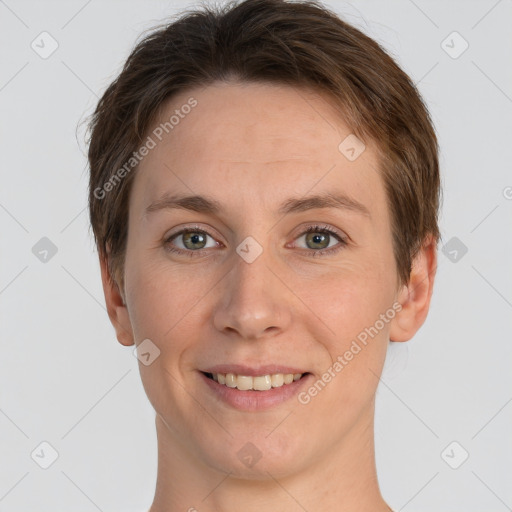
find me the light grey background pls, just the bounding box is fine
[1,0,511,510]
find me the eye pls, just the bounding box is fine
[293,225,347,256]
[164,226,219,255]
[163,224,347,258]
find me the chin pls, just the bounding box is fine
[197,427,309,480]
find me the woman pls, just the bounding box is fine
[86,0,439,510]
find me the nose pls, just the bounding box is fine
[212,249,292,341]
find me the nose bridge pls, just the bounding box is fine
[213,244,291,339]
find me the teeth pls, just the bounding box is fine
[210,372,304,391]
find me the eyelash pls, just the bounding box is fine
[300,225,347,257]
[163,224,347,258]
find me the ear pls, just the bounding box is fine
[389,235,438,342]
[99,251,135,347]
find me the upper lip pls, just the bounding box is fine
[202,364,309,377]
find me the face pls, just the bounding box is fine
[109,81,413,478]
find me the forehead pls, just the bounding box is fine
[133,81,384,215]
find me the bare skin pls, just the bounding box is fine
[100,81,436,512]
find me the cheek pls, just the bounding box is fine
[299,256,395,390]
[124,259,206,410]
[125,257,193,341]
[301,257,396,339]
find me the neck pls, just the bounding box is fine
[148,401,391,512]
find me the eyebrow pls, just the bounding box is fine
[145,191,370,218]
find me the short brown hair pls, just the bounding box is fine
[86,0,440,290]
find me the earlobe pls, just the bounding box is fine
[389,236,438,342]
[99,253,135,347]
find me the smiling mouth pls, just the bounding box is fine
[202,371,310,391]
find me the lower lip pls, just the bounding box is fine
[200,372,313,411]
